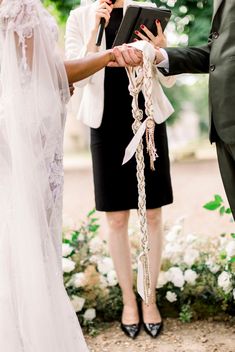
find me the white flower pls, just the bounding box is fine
[184,269,198,285]
[97,257,114,275]
[206,259,220,274]
[166,291,177,303]
[62,243,73,257]
[62,258,76,273]
[71,273,86,288]
[71,296,85,313]
[167,267,185,288]
[89,255,100,264]
[183,249,199,267]
[218,271,232,293]
[164,242,182,258]
[107,270,118,286]
[233,289,235,300]
[186,233,197,244]
[83,308,96,321]
[225,241,235,258]
[219,236,228,248]
[157,271,169,288]
[166,224,182,242]
[99,275,108,288]
[89,237,104,254]
[77,234,85,242]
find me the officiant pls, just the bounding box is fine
[65,0,175,339]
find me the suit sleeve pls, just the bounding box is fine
[163,44,210,75]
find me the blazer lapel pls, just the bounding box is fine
[212,0,224,20]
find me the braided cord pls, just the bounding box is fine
[126,54,157,302]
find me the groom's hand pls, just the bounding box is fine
[154,48,166,65]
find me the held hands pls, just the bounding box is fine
[108,44,143,67]
[134,20,167,49]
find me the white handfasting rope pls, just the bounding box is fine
[125,41,174,303]
[126,43,157,304]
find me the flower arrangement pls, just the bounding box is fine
[62,198,235,333]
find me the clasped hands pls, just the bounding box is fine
[107,17,166,68]
[96,0,167,68]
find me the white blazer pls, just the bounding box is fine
[65,0,175,128]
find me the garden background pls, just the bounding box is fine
[46,1,235,351]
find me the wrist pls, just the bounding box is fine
[154,49,165,65]
[107,49,115,64]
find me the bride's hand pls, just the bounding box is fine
[134,20,167,48]
[108,45,143,67]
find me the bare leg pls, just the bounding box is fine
[141,208,163,323]
[106,211,139,324]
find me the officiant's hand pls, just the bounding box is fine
[134,20,167,48]
[94,0,113,31]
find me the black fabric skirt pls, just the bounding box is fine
[90,8,173,212]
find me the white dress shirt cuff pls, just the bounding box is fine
[156,48,169,72]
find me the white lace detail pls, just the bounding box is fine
[49,150,64,202]
[0,0,39,38]
[0,0,58,71]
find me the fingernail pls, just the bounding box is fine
[140,24,145,29]
[134,30,139,35]
[156,19,161,24]
[133,38,138,42]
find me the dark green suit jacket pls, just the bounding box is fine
[164,0,235,144]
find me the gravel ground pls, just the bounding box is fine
[85,319,235,352]
[63,156,235,352]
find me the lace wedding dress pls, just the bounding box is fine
[0,0,88,351]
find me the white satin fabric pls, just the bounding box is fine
[0,1,88,351]
[123,40,175,166]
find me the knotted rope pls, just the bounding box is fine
[126,46,158,304]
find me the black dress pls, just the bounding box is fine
[90,9,173,211]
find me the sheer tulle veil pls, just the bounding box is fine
[0,0,88,351]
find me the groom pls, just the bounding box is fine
[156,0,235,220]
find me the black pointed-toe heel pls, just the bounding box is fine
[143,321,163,338]
[121,323,141,339]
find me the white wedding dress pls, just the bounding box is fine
[0,0,88,351]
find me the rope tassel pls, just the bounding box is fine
[146,118,158,171]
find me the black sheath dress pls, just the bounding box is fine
[90,9,173,212]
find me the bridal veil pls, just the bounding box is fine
[0,0,88,350]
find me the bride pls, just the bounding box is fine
[0,0,142,351]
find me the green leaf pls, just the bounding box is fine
[214,194,223,203]
[219,206,225,216]
[87,209,96,218]
[220,251,227,260]
[203,201,221,211]
[229,256,235,263]
[230,233,235,239]
[225,208,232,214]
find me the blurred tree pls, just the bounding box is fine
[49,0,213,45]
[155,0,213,46]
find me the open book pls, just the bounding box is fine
[112,6,171,47]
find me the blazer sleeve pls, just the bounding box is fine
[65,9,93,87]
[163,44,210,75]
